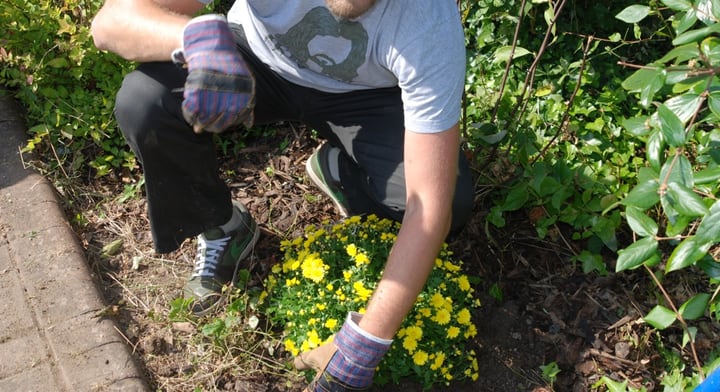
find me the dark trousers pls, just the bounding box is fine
[114,24,474,253]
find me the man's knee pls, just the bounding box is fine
[114,64,186,142]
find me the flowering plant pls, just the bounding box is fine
[261,215,481,388]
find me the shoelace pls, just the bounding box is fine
[191,235,231,278]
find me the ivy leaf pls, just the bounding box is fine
[666,237,712,272]
[679,293,711,320]
[622,179,660,209]
[644,305,677,330]
[666,182,709,217]
[625,206,659,237]
[658,104,686,147]
[616,237,658,272]
[616,5,651,23]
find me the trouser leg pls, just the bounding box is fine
[302,88,474,233]
[114,63,232,253]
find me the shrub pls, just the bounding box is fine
[261,215,481,388]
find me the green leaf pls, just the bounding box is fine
[622,68,662,92]
[622,116,651,137]
[661,0,693,11]
[616,237,658,272]
[616,5,651,23]
[622,179,660,209]
[673,24,720,46]
[501,183,529,211]
[658,43,699,64]
[644,305,677,329]
[666,237,712,272]
[46,57,69,68]
[664,94,702,123]
[679,293,711,320]
[601,376,629,392]
[682,326,697,348]
[708,92,720,119]
[694,165,720,184]
[660,154,693,188]
[492,46,532,64]
[695,200,720,243]
[658,104,686,147]
[698,256,720,278]
[647,130,664,172]
[625,206,659,237]
[666,182,709,217]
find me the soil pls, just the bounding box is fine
[68,124,719,392]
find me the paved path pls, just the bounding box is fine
[0,95,149,391]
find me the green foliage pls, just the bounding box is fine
[0,0,134,176]
[461,0,719,387]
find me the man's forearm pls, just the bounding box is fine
[91,0,201,62]
[358,207,450,340]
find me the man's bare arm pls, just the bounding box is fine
[91,0,206,62]
[359,123,460,339]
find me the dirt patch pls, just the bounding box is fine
[68,125,718,391]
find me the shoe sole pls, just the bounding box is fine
[306,146,350,217]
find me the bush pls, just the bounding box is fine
[0,0,134,176]
[262,215,481,388]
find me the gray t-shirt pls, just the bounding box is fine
[224,0,465,133]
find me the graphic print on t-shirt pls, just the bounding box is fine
[270,6,368,83]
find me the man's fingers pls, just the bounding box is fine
[293,342,337,371]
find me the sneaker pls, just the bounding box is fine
[183,201,260,316]
[306,144,350,217]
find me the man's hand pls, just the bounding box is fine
[179,15,255,133]
[293,312,391,392]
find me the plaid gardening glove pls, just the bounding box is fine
[294,312,392,392]
[176,14,255,133]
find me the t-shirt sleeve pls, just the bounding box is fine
[392,13,466,134]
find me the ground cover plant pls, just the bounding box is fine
[1,0,719,391]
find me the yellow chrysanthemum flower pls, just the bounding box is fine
[353,281,372,301]
[433,308,451,325]
[354,252,369,266]
[402,336,418,352]
[413,350,429,366]
[457,308,471,325]
[346,243,358,257]
[324,318,338,330]
[307,329,321,348]
[447,326,460,339]
[430,292,445,309]
[284,339,299,356]
[430,352,446,370]
[301,254,326,283]
[457,275,471,292]
[405,325,423,340]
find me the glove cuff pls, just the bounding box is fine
[325,312,392,388]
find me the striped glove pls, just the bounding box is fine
[294,312,392,391]
[177,15,255,133]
